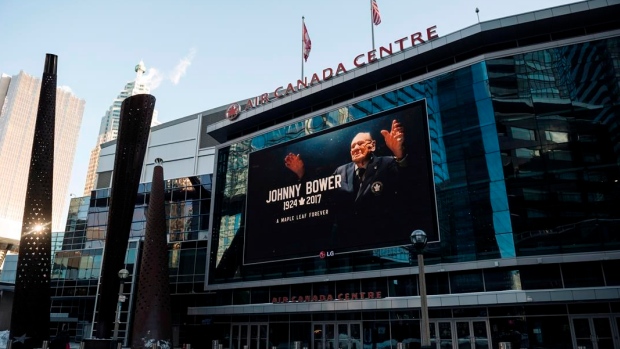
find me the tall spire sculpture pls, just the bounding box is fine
[9,53,57,349]
[94,94,155,340]
[131,158,172,349]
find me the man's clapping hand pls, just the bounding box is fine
[284,153,305,179]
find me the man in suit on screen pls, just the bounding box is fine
[284,119,413,250]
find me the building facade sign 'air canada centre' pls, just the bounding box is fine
[237,26,439,113]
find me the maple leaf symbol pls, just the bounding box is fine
[13,334,30,344]
[298,197,305,205]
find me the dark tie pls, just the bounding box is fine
[355,168,366,188]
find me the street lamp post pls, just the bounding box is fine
[112,268,130,342]
[411,230,431,349]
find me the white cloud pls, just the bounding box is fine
[58,85,73,93]
[169,47,197,85]
[143,67,164,91]
[142,47,197,90]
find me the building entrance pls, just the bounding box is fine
[570,315,620,349]
[231,323,268,349]
[312,322,362,349]
[429,319,490,349]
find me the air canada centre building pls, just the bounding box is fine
[188,2,620,348]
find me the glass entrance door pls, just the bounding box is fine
[434,321,453,349]
[455,321,489,349]
[231,323,268,349]
[570,316,619,349]
[430,320,490,349]
[312,322,361,349]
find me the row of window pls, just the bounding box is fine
[206,301,620,323]
[50,242,207,282]
[210,260,620,306]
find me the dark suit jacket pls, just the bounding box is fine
[330,154,412,250]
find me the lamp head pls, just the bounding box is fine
[118,268,129,279]
[410,229,428,252]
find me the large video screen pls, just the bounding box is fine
[244,100,438,264]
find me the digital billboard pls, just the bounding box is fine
[244,100,438,264]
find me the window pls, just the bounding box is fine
[588,192,605,202]
[450,270,484,293]
[557,191,581,202]
[516,148,540,158]
[545,130,568,143]
[526,209,547,218]
[562,262,604,287]
[523,188,548,201]
[511,127,536,140]
[520,264,562,289]
[547,150,572,161]
[484,269,522,291]
[388,276,417,297]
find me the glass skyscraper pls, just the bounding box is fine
[82,61,161,196]
[0,70,85,241]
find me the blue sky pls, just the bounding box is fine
[0,0,577,209]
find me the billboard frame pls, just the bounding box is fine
[241,99,440,265]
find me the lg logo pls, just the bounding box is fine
[319,251,335,259]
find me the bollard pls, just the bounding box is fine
[42,340,49,349]
[293,342,301,349]
[117,342,123,349]
[79,342,85,349]
[186,344,192,349]
[212,340,219,349]
[498,343,512,349]
[217,344,222,349]
[397,343,403,349]
[243,346,248,349]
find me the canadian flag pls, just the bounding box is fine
[303,22,312,62]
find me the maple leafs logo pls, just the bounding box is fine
[371,181,383,195]
[298,197,305,205]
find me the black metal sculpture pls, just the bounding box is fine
[93,94,155,340]
[9,53,57,349]
[131,158,172,349]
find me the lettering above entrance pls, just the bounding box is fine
[272,291,383,304]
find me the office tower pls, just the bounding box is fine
[83,61,160,196]
[0,74,10,112]
[0,70,85,241]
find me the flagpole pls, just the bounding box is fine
[301,16,305,81]
[370,0,375,51]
